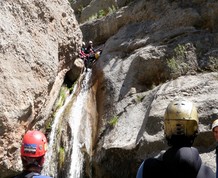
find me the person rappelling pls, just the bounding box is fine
[79,40,102,70]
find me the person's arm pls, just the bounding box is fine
[136,158,165,178]
[136,161,144,178]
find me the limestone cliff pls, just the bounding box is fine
[79,0,218,177]
[1,0,218,178]
[0,0,82,177]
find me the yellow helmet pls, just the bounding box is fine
[212,119,218,131]
[164,98,198,140]
[95,51,100,60]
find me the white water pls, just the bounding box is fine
[42,69,92,178]
[67,70,92,178]
[42,84,78,177]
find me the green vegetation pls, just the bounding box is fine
[174,44,186,58]
[136,95,144,103]
[69,81,77,93]
[88,5,118,21]
[166,44,189,76]
[108,115,119,126]
[108,5,117,14]
[45,83,74,132]
[59,147,65,169]
[45,121,52,130]
[167,57,179,71]
[98,9,107,18]
[68,0,75,4]
[55,86,68,112]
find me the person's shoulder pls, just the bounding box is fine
[12,172,52,178]
[11,171,27,178]
[155,150,166,160]
[33,175,52,178]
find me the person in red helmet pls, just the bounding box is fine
[12,130,52,178]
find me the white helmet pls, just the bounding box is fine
[212,119,218,131]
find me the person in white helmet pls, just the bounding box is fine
[84,40,97,69]
[85,40,95,55]
[212,119,218,178]
[136,98,215,178]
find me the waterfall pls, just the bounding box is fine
[67,69,92,178]
[42,69,93,178]
[42,84,77,177]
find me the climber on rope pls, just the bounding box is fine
[87,49,102,66]
[79,42,88,61]
[12,130,52,178]
[82,40,102,69]
[136,98,215,178]
[85,40,95,55]
[83,40,95,69]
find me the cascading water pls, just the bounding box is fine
[42,69,93,178]
[42,84,77,177]
[67,70,92,178]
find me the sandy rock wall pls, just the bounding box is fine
[0,0,82,177]
[84,0,218,177]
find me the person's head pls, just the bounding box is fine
[164,98,199,147]
[88,40,93,46]
[212,119,218,142]
[21,130,48,172]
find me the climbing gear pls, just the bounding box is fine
[212,119,218,131]
[21,130,48,158]
[95,51,101,60]
[164,98,198,140]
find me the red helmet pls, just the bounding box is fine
[21,130,48,158]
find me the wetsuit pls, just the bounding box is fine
[136,147,215,178]
[12,171,52,178]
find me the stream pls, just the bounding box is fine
[42,69,92,178]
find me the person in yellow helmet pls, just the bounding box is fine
[136,98,215,178]
[212,119,218,178]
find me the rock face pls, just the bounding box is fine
[71,0,130,24]
[1,0,218,178]
[0,0,82,177]
[84,0,218,177]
